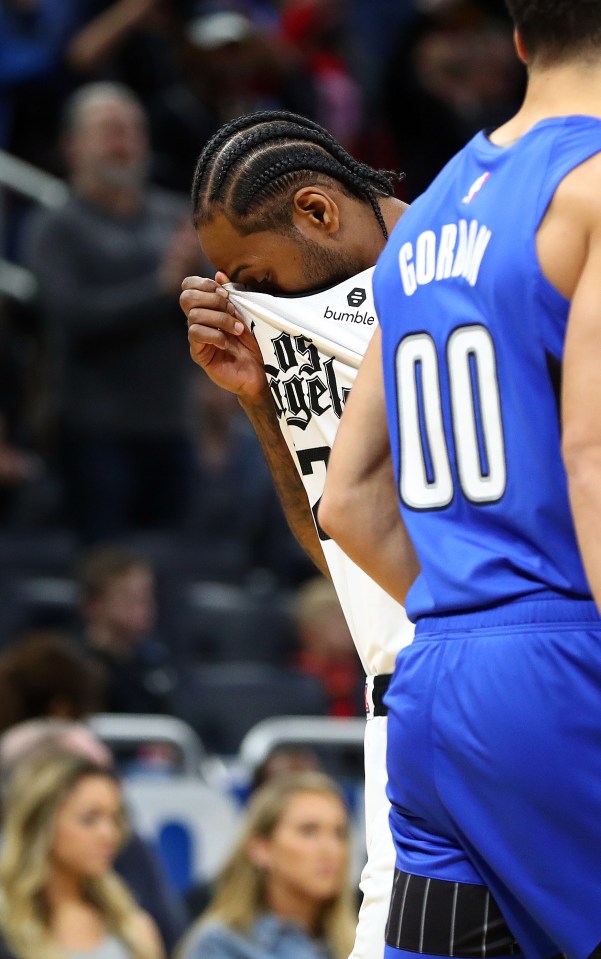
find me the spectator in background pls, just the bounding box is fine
[179,772,357,959]
[77,544,176,715]
[149,7,316,193]
[0,405,43,524]
[0,719,113,777]
[251,744,322,793]
[185,746,324,920]
[0,748,164,959]
[280,0,364,154]
[382,0,523,199]
[0,631,104,735]
[185,376,271,564]
[186,376,311,584]
[291,578,363,718]
[0,719,189,955]
[23,82,203,542]
[65,0,185,111]
[183,8,315,124]
[0,0,79,166]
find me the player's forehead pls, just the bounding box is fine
[198,212,295,278]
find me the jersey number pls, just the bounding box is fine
[297,446,331,541]
[395,325,506,509]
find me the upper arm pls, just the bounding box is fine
[560,158,601,462]
[323,326,390,504]
[319,327,418,603]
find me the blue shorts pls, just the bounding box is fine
[384,596,601,959]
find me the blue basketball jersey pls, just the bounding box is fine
[375,116,601,621]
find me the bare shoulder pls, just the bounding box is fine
[129,910,165,959]
[537,150,601,299]
[555,149,601,220]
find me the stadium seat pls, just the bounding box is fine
[177,580,297,665]
[0,528,79,576]
[88,713,207,777]
[122,777,242,893]
[173,663,329,755]
[0,574,79,641]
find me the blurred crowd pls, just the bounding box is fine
[0,0,524,740]
[0,723,356,959]
[0,0,526,956]
[0,0,523,556]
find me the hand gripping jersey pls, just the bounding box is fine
[229,269,413,959]
[375,116,601,622]
[227,268,414,676]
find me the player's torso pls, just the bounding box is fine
[375,116,601,620]
[229,270,413,673]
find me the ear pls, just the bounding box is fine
[292,187,341,236]
[513,27,528,65]
[247,836,272,871]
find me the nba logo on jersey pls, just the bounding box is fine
[462,171,491,204]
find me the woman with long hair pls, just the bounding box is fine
[0,748,164,959]
[179,771,357,959]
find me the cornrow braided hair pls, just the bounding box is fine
[191,111,404,239]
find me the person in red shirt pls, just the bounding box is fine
[291,577,363,718]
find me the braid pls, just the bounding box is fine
[191,111,404,239]
[192,111,329,217]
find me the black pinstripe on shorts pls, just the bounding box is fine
[385,869,522,957]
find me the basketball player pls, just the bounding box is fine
[320,1,601,956]
[179,112,414,959]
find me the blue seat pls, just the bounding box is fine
[122,777,242,893]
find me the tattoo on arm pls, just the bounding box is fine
[243,397,330,579]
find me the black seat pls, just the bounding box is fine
[0,528,80,577]
[111,531,250,584]
[173,663,329,755]
[177,581,297,665]
[0,574,80,642]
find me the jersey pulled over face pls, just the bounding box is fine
[375,116,601,621]
[227,269,414,676]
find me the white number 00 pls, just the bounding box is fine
[395,325,506,509]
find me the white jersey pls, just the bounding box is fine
[228,268,413,676]
[229,267,409,959]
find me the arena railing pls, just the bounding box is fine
[239,715,366,768]
[88,713,207,778]
[0,149,68,302]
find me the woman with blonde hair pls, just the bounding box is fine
[0,748,164,959]
[179,770,357,959]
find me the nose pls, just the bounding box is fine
[319,830,346,860]
[97,816,120,844]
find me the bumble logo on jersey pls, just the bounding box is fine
[347,287,366,307]
[323,284,375,323]
[323,305,375,325]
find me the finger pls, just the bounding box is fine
[184,305,245,336]
[180,288,244,328]
[214,288,245,324]
[180,287,239,319]
[181,275,218,292]
[180,287,225,312]
[188,322,229,351]
[215,270,231,285]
